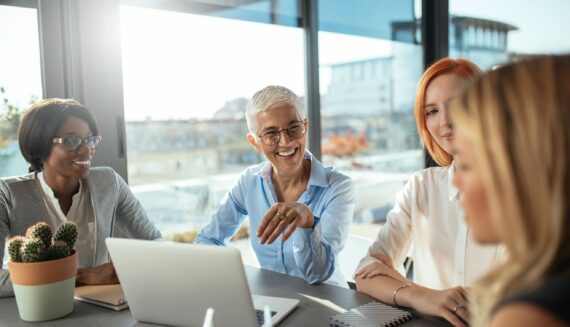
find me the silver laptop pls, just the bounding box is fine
[106,238,298,327]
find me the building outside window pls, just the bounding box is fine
[318,0,423,238]
[120,2,304,241]
[120,0,424,242]
[4,0,569,248]
[450,0,570,68]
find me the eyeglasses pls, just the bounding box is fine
[52,135,102,151]
[258,120,307,146]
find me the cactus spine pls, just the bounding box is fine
[7,236,25,262]
[53,222,78,250]
[53,222,77,249]
[47,240,72,260]
[20,237,48,263]
[8,221,78,263]
[25,222,52,248]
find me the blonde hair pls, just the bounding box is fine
[414,58,481,166]
[450,55,570,326]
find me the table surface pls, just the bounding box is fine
[0,266,448,327]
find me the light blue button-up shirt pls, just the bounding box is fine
[194,152,355,287]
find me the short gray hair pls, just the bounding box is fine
[245,85,304,134]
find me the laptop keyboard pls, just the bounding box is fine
[255,309,277,326]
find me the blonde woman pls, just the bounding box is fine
[355,58,499,327]
[452,55,570,327]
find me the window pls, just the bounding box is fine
[318,0,423,238]
[120,3,304,239]
[450,0,570,69]
[0,4,42,177]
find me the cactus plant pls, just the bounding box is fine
[7,236,25,262]
[53,222,78,250]
[47,240,71,260]
[20,238,48,263]
[8,221,78,263]
[25,222,52,248]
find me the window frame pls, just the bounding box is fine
[5,0,444,181]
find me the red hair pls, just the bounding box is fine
[414,58,481,166]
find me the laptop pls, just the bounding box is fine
[105,238,299,327]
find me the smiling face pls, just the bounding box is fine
[452,131,498,244]
[43,115,96,183]
[424,73,469,154]
[247,104,307,175]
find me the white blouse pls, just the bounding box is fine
[37,171,96,268]
[356,164,499,289]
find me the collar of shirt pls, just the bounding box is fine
[37,170,84,221]
[255,151,330,190]
[447,161,459,202]
[37,171,84,203]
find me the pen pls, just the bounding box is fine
[262,305,272,327]
[202,307,214,327]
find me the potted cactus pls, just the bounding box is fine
[7,221,78,322]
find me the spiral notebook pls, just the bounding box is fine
[330,302,412,327]
[74,284,128,311]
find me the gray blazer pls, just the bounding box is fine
[0,167,161,297]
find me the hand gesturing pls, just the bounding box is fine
[257,202,314,244]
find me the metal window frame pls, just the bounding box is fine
[422,0,449,168]
[0,0,36,8]
[7,0,448,179]
[36,0,129,179]
[301,0,322,160]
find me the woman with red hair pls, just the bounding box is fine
[354,58,499,327]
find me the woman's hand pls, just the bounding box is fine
[76,262,119,285]
[257,202,314,244]
[355,253,408,284]
[407,286,470,327]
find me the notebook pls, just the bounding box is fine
[106,238,299,327]
[74,284,128,311]
[330,302,412,327]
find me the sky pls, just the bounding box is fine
[0,5,42,111]
[119,6,393,120]
[1,1,570,121]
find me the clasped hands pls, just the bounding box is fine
[76,262,119,286]
[257,202,314,244]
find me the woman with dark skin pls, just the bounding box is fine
[0,98,161,297]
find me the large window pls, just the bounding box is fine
[0,4,42,177]
[318,0,423,238]
[120,3,304,237]
[120,1,424,242]
[5,0,570,258]
[450,0,570,70]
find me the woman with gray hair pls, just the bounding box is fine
[195,85,356,287]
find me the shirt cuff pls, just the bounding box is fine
[291,221,322,253]
[312,216,320,228]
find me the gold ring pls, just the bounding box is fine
[452,304,463,312]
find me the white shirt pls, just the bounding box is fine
[37,171,96,268]
[356,164,499,289]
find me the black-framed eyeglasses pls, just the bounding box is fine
[52,135,102,151]
[257,119,307,146]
